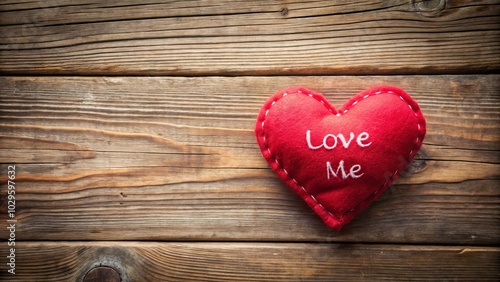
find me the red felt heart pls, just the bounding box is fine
[255,86,426,230]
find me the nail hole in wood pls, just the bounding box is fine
[83,266,120,282]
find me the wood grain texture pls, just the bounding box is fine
[1,0,499,75]
[0,242,498,281]
[0,75,499,244]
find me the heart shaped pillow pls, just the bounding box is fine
[255,86,426,230]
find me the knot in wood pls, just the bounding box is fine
[410,0,446,17]
[84,266,120,282]
[280,7,289,16]
[406,150,428,174]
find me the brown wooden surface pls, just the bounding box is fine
[1,0,499,281]
[0,75,499,245]
[0,0,499,75]
[0,242,499,281]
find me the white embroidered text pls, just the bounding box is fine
[306,130,371,180]
[326,160,363,180]
[306,130,371,149]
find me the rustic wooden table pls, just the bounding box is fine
[1,0,499,281]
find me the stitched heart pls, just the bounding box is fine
[255,86,426,230]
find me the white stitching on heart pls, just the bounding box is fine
[260,88,424,220]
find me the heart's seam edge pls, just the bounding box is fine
[256,86,426,229]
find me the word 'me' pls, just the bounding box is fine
[306,130,371,180]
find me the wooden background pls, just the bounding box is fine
[1,0,499,281]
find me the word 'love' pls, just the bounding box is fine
[305,130,372,180]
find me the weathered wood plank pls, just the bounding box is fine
[0,75,499,243]
[0,242,498,281]
[0,0,499,75]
